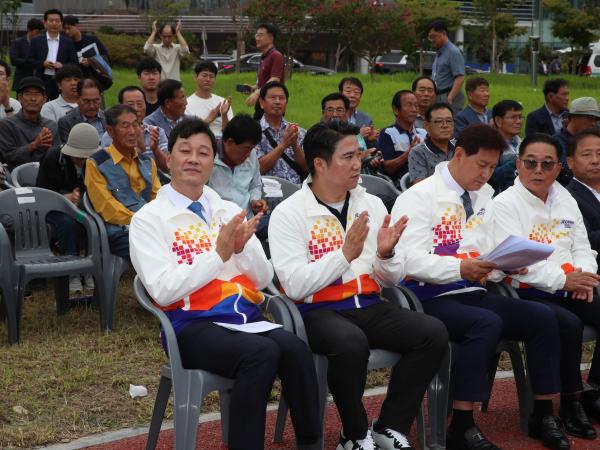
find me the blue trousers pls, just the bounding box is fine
[107,229,130,260]
[519,290,600,392]
[421,290,561,402]
[46,211,84,256]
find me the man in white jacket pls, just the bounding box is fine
[392,124,565,450]
[129,118,321,450]
[269,120,448,450]
[490,133,600,442]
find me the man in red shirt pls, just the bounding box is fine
[246,23,284,111]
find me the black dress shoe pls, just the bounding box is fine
[559,400,597,439]
[528,415,570,450]
[581,390,600,422]
[446,425,501,450]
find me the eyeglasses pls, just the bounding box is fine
[324,107,346,114]
[429,118,454,126]
[521,159,559,171]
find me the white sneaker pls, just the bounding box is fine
[371,420,413,449]
[337,429,378,450]
[83,273,95,292]
[69,275,83,296]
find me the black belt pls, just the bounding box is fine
[437,86,452,95]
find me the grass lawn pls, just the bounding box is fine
[1,69,599,448]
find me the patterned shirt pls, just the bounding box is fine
[255,116,306,185]
[408,138,455,182]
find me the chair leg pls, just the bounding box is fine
[97,268,113,331]
[314,355,329,450]
[273,395,288,443]
[481,352,502,412]
[173,372,203,450]
[428,345,451,450]
[146,375,172,450]
[416,405,427,450]
[3,286,19,344]
[219,389,232,446]
[100,261,121,331]
[54,276,70,316]
[509,344,533,433]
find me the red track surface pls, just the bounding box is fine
[83,376,600,450]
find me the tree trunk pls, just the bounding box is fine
[285,40,293,80]
[334,42,344,72]
[491,19,498,73]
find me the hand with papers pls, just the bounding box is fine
[478,235,554,272]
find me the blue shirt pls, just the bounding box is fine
[432,41,465,91]
[143,107,188,138]
[348,109,373,128]
[377,123,427,182]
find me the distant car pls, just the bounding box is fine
[199,54,232,64]
[220,53,334,75]
[374,50,484,75]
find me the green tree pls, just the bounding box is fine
[0,0,21,59]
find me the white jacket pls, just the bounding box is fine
[490,178,597,292]
[129,185,272,321]
[268,180,406,305]
[391,162,495,296]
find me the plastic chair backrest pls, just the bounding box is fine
[133,275,185,374]
[83,192,112,255]
[11,162,40,188]
[0,187,89,260]
[399,172,412,192]
[359,174,400,197]
[262,175,300,211]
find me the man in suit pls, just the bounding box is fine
[27,9,78,101]
[567,129,600,269]
[8,18,45,92]
[453,77,492,138]
[525,78,569,137]
[58,78,105,144]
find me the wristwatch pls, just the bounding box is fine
[376,249,395,260]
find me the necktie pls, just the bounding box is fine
[461,191,474,219]
[188,201,207,223]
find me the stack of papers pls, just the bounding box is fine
[262,178,283,198]
[479,235,555,271]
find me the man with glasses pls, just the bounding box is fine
[408,102,455,184]
[412,76,437,129]
[428,20,465,113]
[490,133,600,444]
[321,92,349,123]
[185,61,232,139]
[85,104,161,259]
[339,77,379,146]
[490,99,523,193]
[0,76,60,171]
[58,78,105,143]
[0,60,21,119]
[143,20,189,81]
[553,97,600,186]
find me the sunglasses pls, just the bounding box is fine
[521,159,560,171]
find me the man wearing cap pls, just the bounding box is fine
[553,97,600,186]
[37,122,99,294]
[0,76,60,171]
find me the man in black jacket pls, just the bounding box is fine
[525,78,569,137]
[9,18,45,92]
[36,122,99,295]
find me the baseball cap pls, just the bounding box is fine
[17,76,46,94]
[61,123,101,158]
[569,97,600,119]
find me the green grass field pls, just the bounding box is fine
[105,69,600,132]
[2,69,600,448]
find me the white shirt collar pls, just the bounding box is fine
[574,177,600,202]
[46,31,59,42]
[441,163,467,197]
[163,183,212,223]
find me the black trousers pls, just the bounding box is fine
[177,320,321,450]
[421,291,561,401]
[303,301,448,440]
[519,291,600,392]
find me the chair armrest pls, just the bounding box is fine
[381,286,411,309]
[272,294,309,343]
[395,285,425,313]
[262,294,294,332]
[486,281,509,297]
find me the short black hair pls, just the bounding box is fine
[465,77,489,93]
[321,92,350,111]
[392,90,414,108]
[259,80,289,100]
[76,78,100,96]
[136,57,162,76]
[55,64,83,83]
[303,121,360,176]
[428,20,448,34]
[567,128,600,157]
[543,78,568,99]
[424,102,453,121]
[492,100,523,119]
[157,79,183,106]
[412,76,436,93]
[194,60,218,76]
[456,124,507,156]
[0,60,11,78]
[118,85,146,103]
[338,77,363,94]
[26,18,45,32]
[168,118,217,156]
[257,23,278,40]
[158,23,175,35]
[519,133,561,159]
[222,114,262,146]
[63,15,79,26]
[44,9,63,22]
[105,104,137,127]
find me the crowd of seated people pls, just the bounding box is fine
[5,11,600,450]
